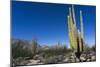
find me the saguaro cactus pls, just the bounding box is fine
[67,5,84,60]
[80,10,84,52]
[32,39,37,56]
[68,7,78,52]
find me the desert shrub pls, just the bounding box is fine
[90,45,96,51]
[83,44,90,52]
[83,44,96,53]
[12,40,33,59]
[37,45,71,58]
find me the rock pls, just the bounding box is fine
[70,55,75,59]
[15,57,24,65]
[91,56,96,61]
[44,56,58,64]
[33,54,45,62]
[12,59,16,67]
[38,56,45,62]
[57,55,64,61]
[87,59,91,62]
[30,60,40,63]
[88,55,91,59]
[81,54,87,58]
[27,59,41,65]
[19,60,29,65]
[15,57,23,62]
[24,57,30,60]
[80,57,86,62]
[90,51,95,56]
[63,57,69,63]
[33,55,40,60]
[71,58,76,63]
[76,58,80,62]
[27,63,34,65]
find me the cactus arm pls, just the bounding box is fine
[68,15,74,50]
[80,10,84,51]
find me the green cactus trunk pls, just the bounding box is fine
[32,40,37,56]
[68,5,85,60]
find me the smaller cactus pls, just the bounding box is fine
[32,39,37,56]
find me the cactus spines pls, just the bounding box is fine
[68,5,85,60]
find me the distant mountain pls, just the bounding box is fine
[11,38,42,51]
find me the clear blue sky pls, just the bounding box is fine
[12,1,96,47]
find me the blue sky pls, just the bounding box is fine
[12,1,96,47]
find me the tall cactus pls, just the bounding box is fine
[67,5,85,60]
[32,39,37,56]
[68,7,78,52]
[80,10,84,52]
